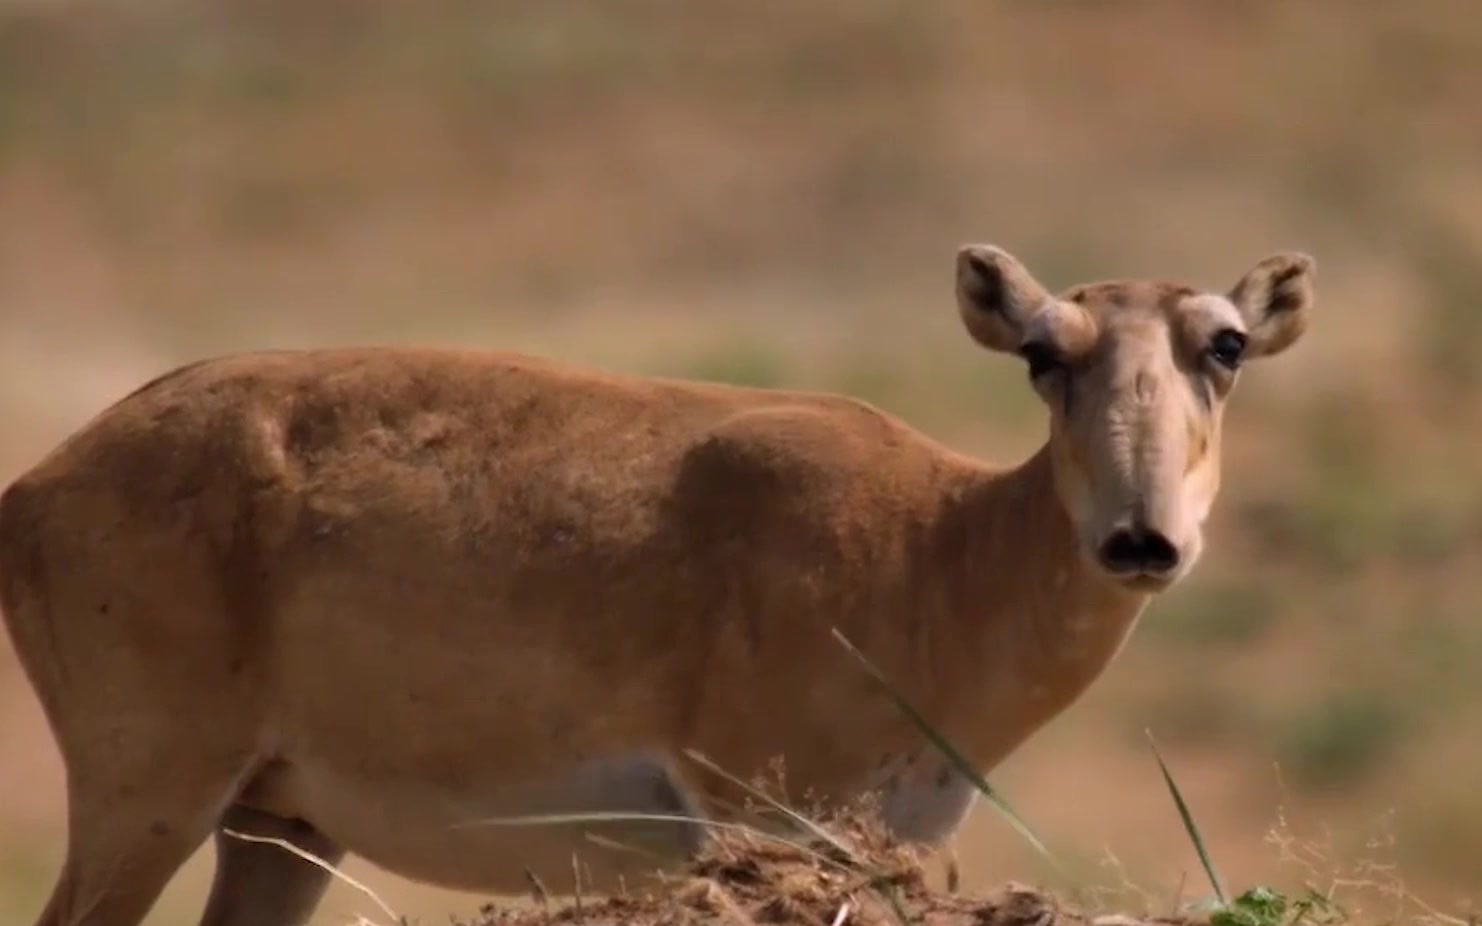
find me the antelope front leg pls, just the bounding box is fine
[876,753,980,846]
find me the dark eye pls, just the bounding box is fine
[1020,341,1063,379]
[1208,328,1248,370]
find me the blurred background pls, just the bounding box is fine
[2,0,1481,922]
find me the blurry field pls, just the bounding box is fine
[2,1,1482,923]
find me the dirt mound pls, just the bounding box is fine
[459,814,1198,926]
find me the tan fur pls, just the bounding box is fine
[0,245,1313,926]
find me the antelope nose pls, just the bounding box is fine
[1098,525,1180,575]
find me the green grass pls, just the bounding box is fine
[1130,682,1253,750]
[1275,690,1408,792]
[4,1,1482,914]
[1150,580,1280,648]
[672,340,791,389]
[830,627,1467,925]
[0,844,56,926]
[830,627,1059,871]
[1147,731,1227,907]
[1406,218,1482,403]
[63,618,1457,926]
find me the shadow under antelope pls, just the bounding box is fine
[0,244,1313,926]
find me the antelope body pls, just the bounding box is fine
[0,245,1314,926]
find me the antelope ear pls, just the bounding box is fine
[955,244,1055,354]
[1228,252,1314,359]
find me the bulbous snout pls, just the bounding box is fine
[1055,333,1217,593]
[1096,520,1181,580]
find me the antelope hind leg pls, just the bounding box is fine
[28,760,245,926]
[197,805,345,926]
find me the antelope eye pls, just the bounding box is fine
[1020,341,1063,379]
[1208,328,1248,370]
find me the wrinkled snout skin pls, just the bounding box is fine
[1049,311,1221,588]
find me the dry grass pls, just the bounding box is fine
[463,825,1110,926]
[272,799,1206,926]
[223,795,1473,926]
[3,2,1482,923]
[1258,800,1477,926]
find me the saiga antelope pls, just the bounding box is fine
[0,244,1313,926]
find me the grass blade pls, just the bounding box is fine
[874,881,915,926]
[682,747,859,860]
[223,827,403,924]
[456,810,862,875]
[1146,729,1226,906]
[830,627,1060,873]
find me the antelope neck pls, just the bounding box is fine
[923,442,1153,757]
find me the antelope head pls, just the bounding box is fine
[956,245,1313,591]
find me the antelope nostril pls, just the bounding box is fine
[1139,530,1180,572]
[1098,527,1180,575]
